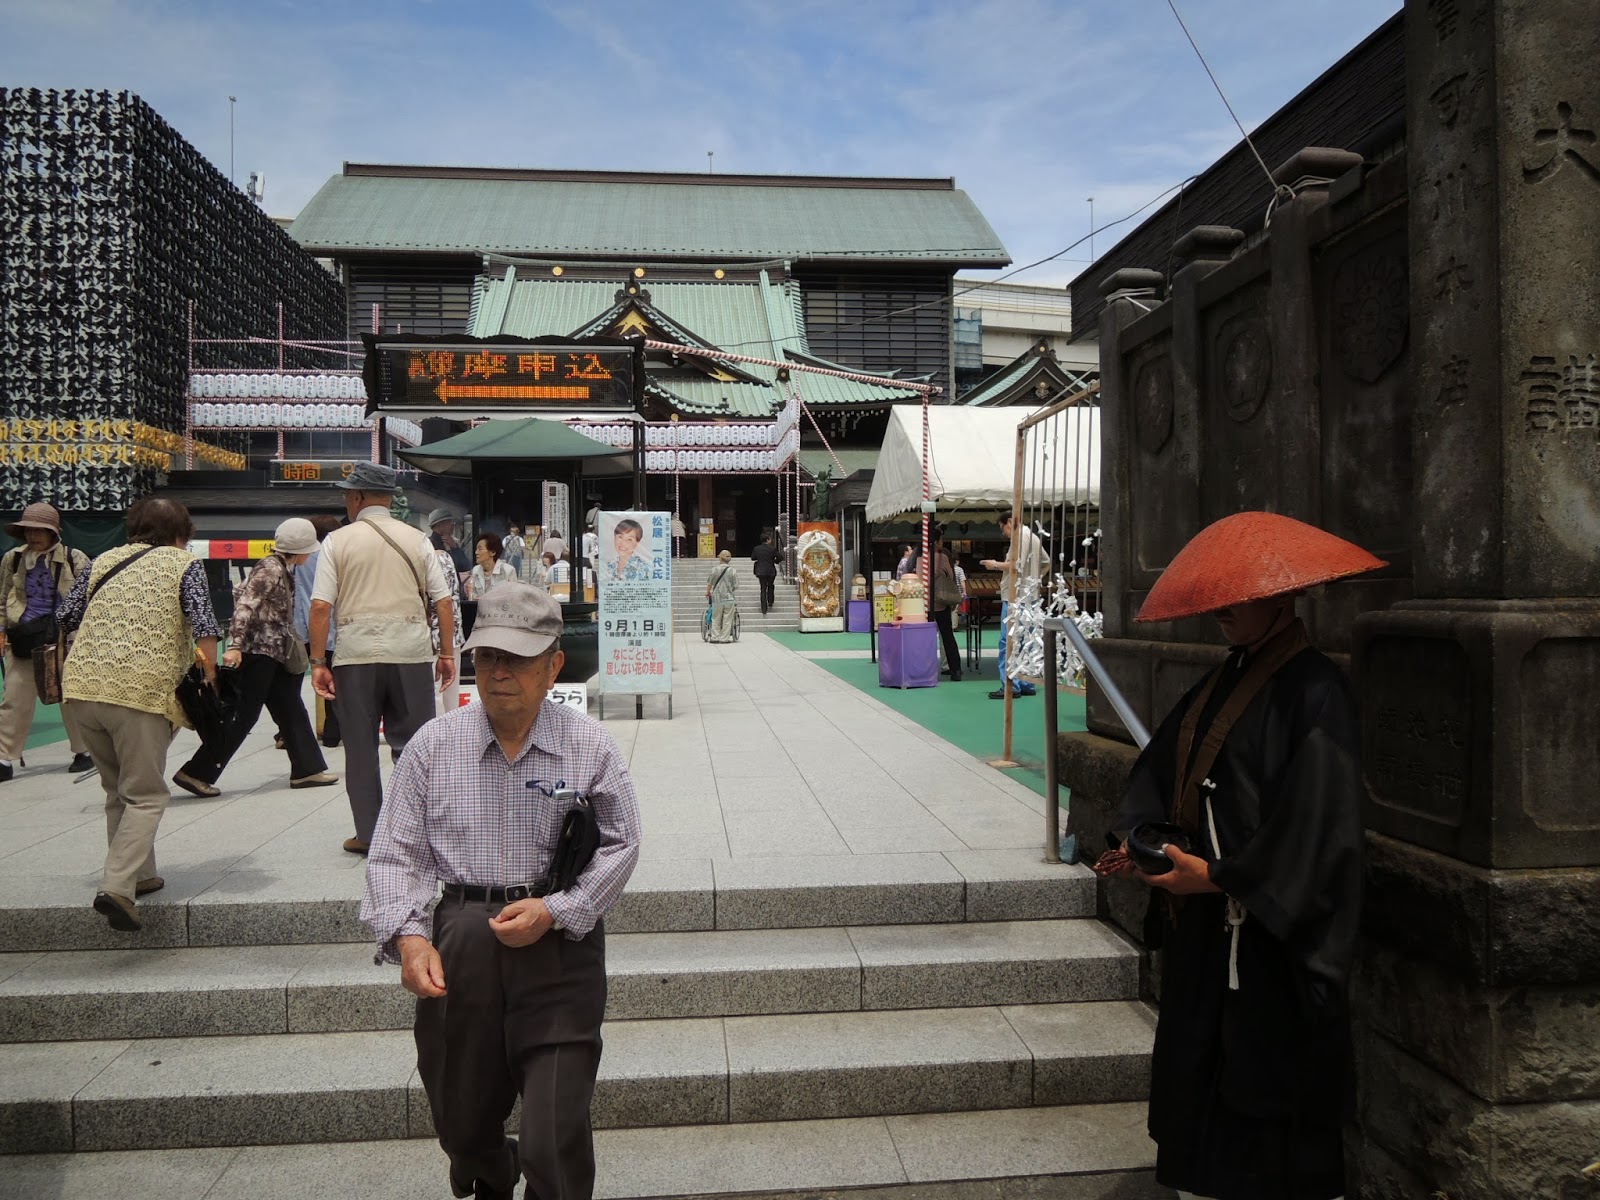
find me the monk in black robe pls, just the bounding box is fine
[1098,513,1381,1200]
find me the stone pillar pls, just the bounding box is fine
[1352,2,1600,1194]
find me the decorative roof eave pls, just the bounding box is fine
[643,377,772,418]
[961,339,1100,407]
[568,290,768,387]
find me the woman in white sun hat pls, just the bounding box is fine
[172,518,338,797]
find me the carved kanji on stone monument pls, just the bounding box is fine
[1522,101,1600,186]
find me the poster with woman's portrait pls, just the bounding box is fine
[596,511,672,695]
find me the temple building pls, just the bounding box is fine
[287,164,1010,554]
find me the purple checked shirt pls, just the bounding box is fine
[359,699,642,964]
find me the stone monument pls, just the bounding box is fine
[1353,3,1600,1194]
[1058,2,1600,1193]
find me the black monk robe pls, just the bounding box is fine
[1112,641,1364,1200]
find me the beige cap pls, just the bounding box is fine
[462,581,563,658]
[273,518,320,556]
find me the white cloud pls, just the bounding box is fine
[1,0,1401,285]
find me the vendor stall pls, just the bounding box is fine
[865,404,1101,678]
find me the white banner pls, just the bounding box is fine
[597,511,673,695]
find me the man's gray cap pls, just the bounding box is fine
[426,508,456,528]
[337,462,398,491]
[462,581,563,658]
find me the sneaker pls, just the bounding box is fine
[0,761,11,784]
[291,772,339,789]
[172,770,221,798]
[93,891,142,932]
[135,876,165,896]
[68,753,95,774]
[342,837,370,855]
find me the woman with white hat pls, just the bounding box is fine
[172,518,338,796]
[0,501,94,781]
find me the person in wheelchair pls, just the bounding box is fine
[704,550,739,643]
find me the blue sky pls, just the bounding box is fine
[3,0,1400,286]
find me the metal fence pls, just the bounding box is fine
[999,383,1103,860]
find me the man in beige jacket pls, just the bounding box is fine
[309,464,455,854]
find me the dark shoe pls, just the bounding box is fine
[172,770,221,798]
[135,876,165,896]
[290,772,339,788]
[342,837,370,855]
[1016,686,1037,697]
[68,753,95,774]
[320,735,341,749]
[0,761,11,784]
[93,891,142,931]
[452,1135,519,1200]
[988,688,1007,700]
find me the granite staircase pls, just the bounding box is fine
[670,556,802,634]
[0,855,1165,1196]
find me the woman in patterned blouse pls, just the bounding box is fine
[172,519,339,797]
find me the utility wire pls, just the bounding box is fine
[708,173,1199,353]
[1163,0,1284,198]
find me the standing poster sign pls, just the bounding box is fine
[597,511,673,707]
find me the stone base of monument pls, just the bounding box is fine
[1057,728,1600,1199]
[798,616,844,632]
[1356,599,1600,870]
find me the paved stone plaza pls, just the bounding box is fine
[0,633,1165,1199]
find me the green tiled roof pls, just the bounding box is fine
[289,166,1009,266]
[470,271,923,419]
[961,346,1097,407]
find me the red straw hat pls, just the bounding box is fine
[1136,511,1386,622]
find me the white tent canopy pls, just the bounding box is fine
[865,404,1100,522]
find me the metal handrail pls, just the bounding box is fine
[1041,616,1151,865]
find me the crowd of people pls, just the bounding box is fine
[1,479,647,1199]
[0,482,1378,1200]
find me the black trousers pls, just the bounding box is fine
[756,573,775,612]
[181,652,326,785]
[417,896,607,1200]
[932,607,962,680]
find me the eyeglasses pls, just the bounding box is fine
[473,647,546,674]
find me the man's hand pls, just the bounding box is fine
[488,897,553,948]
[435,654,456,690]
[980,558,1002,572]
[312,663,336,700]
[1140,845,1223,895]
[397,935,446,998]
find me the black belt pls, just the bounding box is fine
[441,880,551,903]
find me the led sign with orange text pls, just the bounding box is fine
[366,339,640,413]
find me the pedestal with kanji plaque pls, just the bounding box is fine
[1344,4,1600,1195]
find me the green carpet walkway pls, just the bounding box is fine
[763,629,1085,801]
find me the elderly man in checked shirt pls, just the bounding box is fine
[361,582,641,1200]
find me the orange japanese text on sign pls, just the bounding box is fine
[463,353,507,380]
[516,353,558,379]
[409,351,458,378]
[563,353,612,381]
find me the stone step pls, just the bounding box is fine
[0,1001,1157,1152]
[0,919,1138,1042]
[0,1105,1166,1197]
[0,853,1096,952]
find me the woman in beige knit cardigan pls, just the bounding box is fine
[57,498,223,933]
